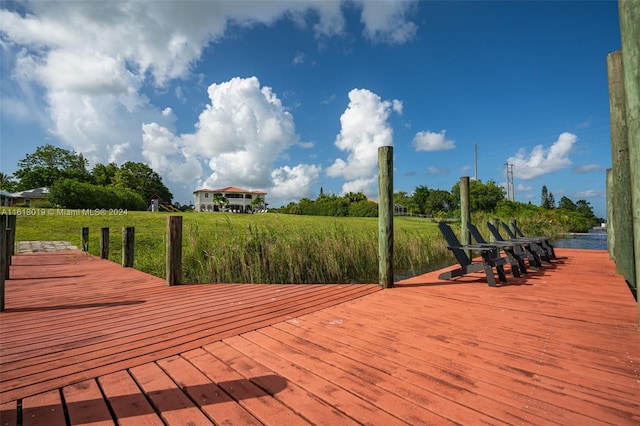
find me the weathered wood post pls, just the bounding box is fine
[100,227,109,259]
[460,177,471,256]
[81,227,89,252]
[490,218,500,242]
[606,168,615,260]
[5,215,16,280]
[122,227,135,268]
[618,0,640,318]
[378,146,394,289]
[166,216,182,286]
[0,214,6,311]
[606,50,634,286]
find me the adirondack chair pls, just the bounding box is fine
[510,222,557,259]
[437,222,508,287]
[466,221,529,276]
[501,223,552,263]
[486,221,545,267]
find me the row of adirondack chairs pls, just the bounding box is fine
[437,221,557,287]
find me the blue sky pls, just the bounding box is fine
[0,1,620,217]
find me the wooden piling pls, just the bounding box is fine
[4,215,15,280]
[0,214,6,312]
[122,227,135,268]
[606,50,635,288]
[619,0,640,319]
[81,227,89,252]
[460,177,471,256]
[166,216,183,286]
[378,146,394,289]
[100,227,109,259]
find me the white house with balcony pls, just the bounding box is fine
[193,186,267,213]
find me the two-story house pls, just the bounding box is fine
[193,186,267,213]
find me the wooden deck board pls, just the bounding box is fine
[1,248,639,425]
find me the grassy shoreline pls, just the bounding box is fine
[7,209,451,284]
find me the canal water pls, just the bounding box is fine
[554,229,607,250]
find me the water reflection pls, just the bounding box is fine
[554,229,607,250]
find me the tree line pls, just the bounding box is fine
[276,180,602,232]
[0,144,174,211]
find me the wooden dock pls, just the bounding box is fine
[1,248,638,425]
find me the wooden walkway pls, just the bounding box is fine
[0,248,638,425]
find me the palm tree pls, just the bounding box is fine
[251,195,265,212]
[212,194,229,211]
[0,172,14,190]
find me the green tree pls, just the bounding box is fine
[541,185,555,209]
[112,161,173,202]
[412,185,430,215]
[557,196,577,211]
[92,162,119,186]
[13,144,92,189]
[0,172,18,192]
[251,195,265,211]
[212,194,229,211]
[451,179,505,212]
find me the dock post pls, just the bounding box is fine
[619,1,640,318]
[5,215,16,280]
[100,227,109,259]
[166,216,182,286]
[122,227,135,268]
[81,227,89,252]
[378,146,394,289]
[0,214,6,311]
[460,177,471,257]
[606,50,635,288]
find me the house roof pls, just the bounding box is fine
[193,186,266,195]
[12,187,49,198]
[0,190,15,198]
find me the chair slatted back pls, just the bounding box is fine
[438,222,472,266]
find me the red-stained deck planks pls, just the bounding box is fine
[1,248,639,425]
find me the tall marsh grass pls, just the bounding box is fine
[182,215,451,283]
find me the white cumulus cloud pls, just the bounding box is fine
[142,76,320,205]
[413,130,455,151]
[326,88,400,195]
[508,132,577,180]
[0,1,418,203]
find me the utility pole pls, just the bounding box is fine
[474,144,478,181]
[505,162,515,201]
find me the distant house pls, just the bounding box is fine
[193,186,267,213]
[0,190,15,207]
[11,187,49,206]
[368,198,408,216]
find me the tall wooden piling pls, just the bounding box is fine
[460,177,471,253]
[100,227,109,259]
[378,146,394,289]
[618,1,640,315]
[166,216,182,286]
[0,214,6,312]
[122,227,135,268]
[606,50,635,288]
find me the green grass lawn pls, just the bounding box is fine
[7,208,450,284]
